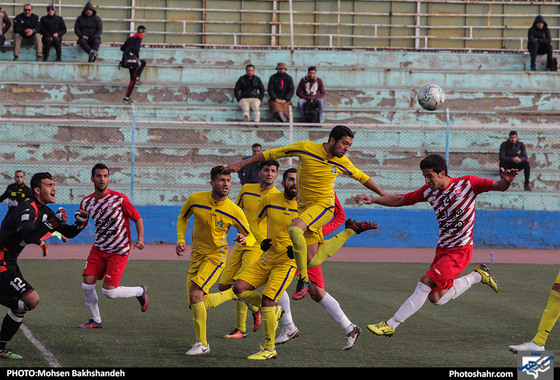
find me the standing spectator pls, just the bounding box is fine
[296,66,326,123]
[121,25,147,103]
[74,2,102,63]
[237,143,262,185]
[234,64,265,123]
[528,15,553,71]
[0,170,32,215]
[0,6,12,47]
[40,4,66,62]
[267,62,295,123]
[499,130,531,191]
[12,4,41,61]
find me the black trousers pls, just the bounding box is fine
[42,36,62,60]
[528,40,553,69]
[500,160,530,186]
[125,59,146,98]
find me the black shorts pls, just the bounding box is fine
[0,265,34,307]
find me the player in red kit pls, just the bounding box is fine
[78,163,148,328]
[354,154,518,338]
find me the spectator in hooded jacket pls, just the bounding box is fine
[40,4,66,61]
[527,15,553,71]
[296,66,326,122]
[234,64,265,123]
[74,2,103,62]
[267,62,295,123]
[13,4,41,61]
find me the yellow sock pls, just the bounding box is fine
[309,229,355,267]
[533,289,560,346]
[288,226,308,281]
[236,300,249,332]
[191,302,208,346]
[238,290,262,308]
[262,306,278,350]
[203,288,236,309]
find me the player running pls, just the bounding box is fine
[0,172,88,359]
[355,154,518,338]
[225,125,385,300]
[219,160,280,339]
[176,166,255,356]
[78,163,148,329]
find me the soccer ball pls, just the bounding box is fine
[417,84,445,111]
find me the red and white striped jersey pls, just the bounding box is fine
[80,189,141,255]
[404,175,493,248]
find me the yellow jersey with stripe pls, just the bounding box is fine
[250,192,298,266]
[262,140,370,208]
[177,191,256,264]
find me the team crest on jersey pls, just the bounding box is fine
[331,166,337,173]
[217,220,224,228]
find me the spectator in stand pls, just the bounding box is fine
[527,15,553,71]
[499,130,531,191]
[296,66,326,123]
[234,64,265,123]
[40,4,66,62]
[237,143,263,185]
[74,2,103,63]
[13,4,41,61]
[267,62,294,123]
[0,6,12,48]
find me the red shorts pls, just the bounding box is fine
[82,246,130,288]
[296,266,325,289]
[426,245,473,293]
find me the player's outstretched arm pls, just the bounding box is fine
[354,193,405,207]
[224,152,266,173]
[363,178,388,196]
[492,168,519,191]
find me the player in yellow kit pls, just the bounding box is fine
[175,166,256,356]
[225,125,385,300]
[232,168,299,360]
[218,160,280,339]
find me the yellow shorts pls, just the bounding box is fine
[236,260,297,303]
[186,258,224,306]
[297,203,334,246]
[219,244,262,287]
[555,270,560,284]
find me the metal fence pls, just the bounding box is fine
[0,112,557,211]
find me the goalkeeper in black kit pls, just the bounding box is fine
[0,172,89,360]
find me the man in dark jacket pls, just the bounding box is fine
[527,15,553,71]
[122,25,147,103]
[0,170,31,215]
[40,4,66,61]
[12,4,41,61]
[267,62,295,123]
[0,6,12,47]
[499,130,531,191]
[234,64,265,122]
[74,2,102,62]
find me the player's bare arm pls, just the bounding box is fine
[492,167,519,191]
[176,242,188,257]
[363,178,388,197]
[133,218,145,250]
[355,193,405,207]
[233,233,246,245]
[224,152,266,173]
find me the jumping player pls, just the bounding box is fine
[354,154,518,338]
[176,166,255,356]
[224,125,385,300]
[78,163,148,329]
[0,172,88,359]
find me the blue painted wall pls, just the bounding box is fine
[2,203,556,249]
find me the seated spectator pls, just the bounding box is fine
[40,4,66,61]
[268,62,294,123]
[234,64,265,123]
[13,4,41,61]
[0,6,12,48]
[296,66,325,123]
[528,15,553,71]
[74,2,102,62]
[499,130,531,191]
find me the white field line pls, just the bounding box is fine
[20,324,62,367]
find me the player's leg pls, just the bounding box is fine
[275,291,299,344]
[80,248,105,327]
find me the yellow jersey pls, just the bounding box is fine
[177,191,256,264]
[262,140,370,208]
[235,183,279,245]
[250,192,298,266]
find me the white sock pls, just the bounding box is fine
[435,271,482,305]
[102,286,143,299]
[387,282,431,330]
[319,292,353,334]
[277,292,297,332]
[82,283,102,323]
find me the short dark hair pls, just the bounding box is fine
[246,64,255,70]
[509,130,518,137]
[308,66,317,72]
[30,172,52,192]
[329,125,354,143]
[420,154,448,175]
[258,160,279,171]
[210,165,229,181]
[252,143,262,149]
[282,167,297,182]
[91,163,110,177]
